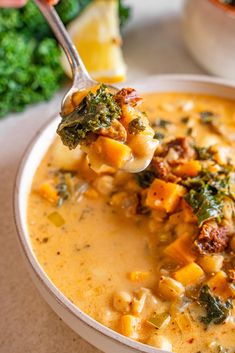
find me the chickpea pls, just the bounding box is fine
[93,175,114,196]
[147,334,172,351]
[113,291,132,313]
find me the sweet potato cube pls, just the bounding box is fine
[120,315,139,339]
[38,181,58,205]
[89,136,132,169]
[207,271,235,299]
[174,160,201,177]
[164,233,197,265]
[173,262,204,286]
[146,179,186,212]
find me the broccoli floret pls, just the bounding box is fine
[118,0,131,27]
[57,84,121,149]
[198,285,233,325]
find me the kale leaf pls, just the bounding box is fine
[128,118,146,134]
[57,84,121,149]
[199,285,232,325]
[194,145,213,160]
[199,111,215,124]
[135,169,156,188]
[185,186,223,227]
[154,132,165,140]
[183,170,232,226]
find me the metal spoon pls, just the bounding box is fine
[34,0,115,110]
[34,0,158,173]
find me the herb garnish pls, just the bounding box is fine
[199,285,232,325]
[154,131,165,140]
[194,145,213,160]
[57,84,121,149]
[154,119,172,129]
[181,116,189,124]
[199,111,215,124]
[135,169,156,188]
[128,117,146,134]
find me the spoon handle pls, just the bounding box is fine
[34,0,90,80]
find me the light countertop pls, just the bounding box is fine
[0,1,204,352]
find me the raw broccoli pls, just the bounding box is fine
[57,84,121,149]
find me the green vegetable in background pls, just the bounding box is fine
[0,0,130,118]
[57,84,121,149]
[198,285,232,325]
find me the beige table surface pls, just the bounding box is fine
[0,1,204,352]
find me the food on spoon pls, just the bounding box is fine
[0,0,130,117]
[57,84,158,172]
[29,92,235,352]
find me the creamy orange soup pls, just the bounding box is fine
[28,93,235,353]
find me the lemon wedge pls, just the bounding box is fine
[61,0,127,83]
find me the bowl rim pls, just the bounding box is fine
[13,74,235,353]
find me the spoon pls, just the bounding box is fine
[34,0,158,173]
[34,0,116,109]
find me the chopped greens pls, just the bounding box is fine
[185,186,223,227]
[154,131,165,140]
[183,170,232,226]
[198,285,232,325]
[154,119,172,129]
[135,169,156,188]
[128,118,146,134]
[199,111,215,124]
[181,116,189,124]
[57,85,121,149]
[194,145,213,160]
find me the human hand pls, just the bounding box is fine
[0,0,27,6]
[0,0,59,7]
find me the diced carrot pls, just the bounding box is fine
[173,262,204,286]
[128,271,149,282]
[88,136,132,169]
[164,233,197,265]
[37,181,58,205]
[120,315,139,339]
[207,271,235,299]
[146,179,186,213]
[174,160,201,178]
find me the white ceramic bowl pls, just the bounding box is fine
[14,75,235,353]
[183,0,235,79]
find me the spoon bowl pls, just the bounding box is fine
[34,0,156,173]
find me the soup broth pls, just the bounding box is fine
[28,93,235,353]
